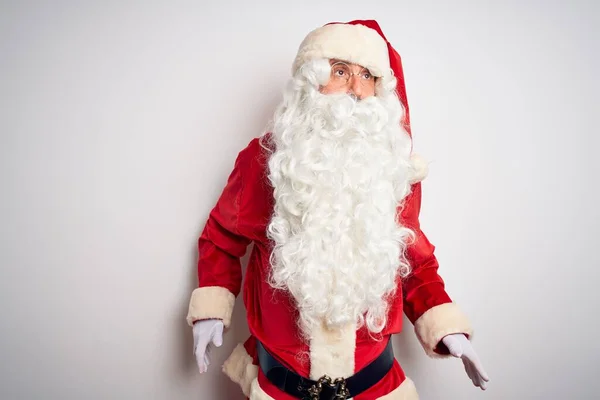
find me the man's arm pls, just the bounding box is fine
[399,181,473,358]
[186,141,255,329]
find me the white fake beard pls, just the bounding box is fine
[264,60,415,338]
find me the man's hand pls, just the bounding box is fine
[442,333,489,390]
[192,319,224,374]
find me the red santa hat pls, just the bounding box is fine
[292,19,413,137]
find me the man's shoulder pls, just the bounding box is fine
[237,133,273,166]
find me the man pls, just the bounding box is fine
[187,20,489,399]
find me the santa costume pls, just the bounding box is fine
[186,20,473,399]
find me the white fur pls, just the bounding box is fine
[262,58,415,340]
[186,286,235,328]
[414,302,473,358]
[222,343,258,397]
[409,153,429,184]
[309,321,356,380]
[249,378,276,400]
[292,23,391,78]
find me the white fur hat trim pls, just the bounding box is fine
[292,23,391,78]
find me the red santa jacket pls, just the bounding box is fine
[186,135,473,399]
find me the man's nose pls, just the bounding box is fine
[349,75,364,99]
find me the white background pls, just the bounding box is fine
[1,1,598,399]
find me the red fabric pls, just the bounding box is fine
[399,182,453,324]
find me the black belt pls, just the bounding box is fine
[256,338,394,399]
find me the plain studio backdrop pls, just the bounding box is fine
[1,1,598,399]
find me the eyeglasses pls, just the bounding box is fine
[329,61,375,87]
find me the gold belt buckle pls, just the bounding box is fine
[307,375,350,399]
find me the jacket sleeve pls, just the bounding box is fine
[399,181,473,358]
[186,142,254,329]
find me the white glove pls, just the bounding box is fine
[192,319,224,374]
[442,333,489,390]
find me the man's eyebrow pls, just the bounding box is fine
[329,58,372,72]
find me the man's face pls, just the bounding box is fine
[319,59,376,99]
